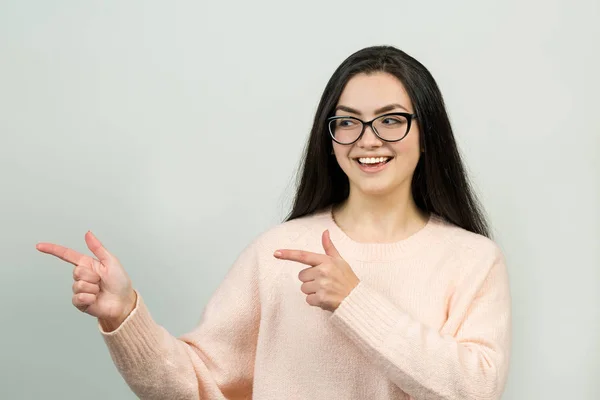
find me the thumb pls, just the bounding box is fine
[322,230,341,259]
[85,231,113,264]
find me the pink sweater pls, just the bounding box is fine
[100,207,511,399]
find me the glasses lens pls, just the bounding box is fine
[329,117,362,144]
[373,114,409,141]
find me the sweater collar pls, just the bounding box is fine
[313,205,446,262]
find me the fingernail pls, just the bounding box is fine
[274,251,282,257]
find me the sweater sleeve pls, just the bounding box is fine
[99,241,262,400]
[329,248,511,400]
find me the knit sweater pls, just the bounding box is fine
[100,206,511,400]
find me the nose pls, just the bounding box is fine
[356,124,383,149]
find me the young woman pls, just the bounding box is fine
[37,46,511,400]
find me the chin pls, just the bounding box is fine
[348,172,412,198]
[355,181,399,197]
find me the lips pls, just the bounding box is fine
[354,156,394,173]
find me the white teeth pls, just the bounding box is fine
[358,157,390,164]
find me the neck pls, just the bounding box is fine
[332,184,429,243]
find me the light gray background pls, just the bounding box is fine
[1,1,598,399]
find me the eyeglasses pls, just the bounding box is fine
[327,112,417,145]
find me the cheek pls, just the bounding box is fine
[332,144,350,162]
[391,133,421,174]
[393,133,420,156]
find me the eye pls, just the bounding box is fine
[381,117,404,125]
[336,118,358,128]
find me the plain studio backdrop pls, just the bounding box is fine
[1,1,598,399]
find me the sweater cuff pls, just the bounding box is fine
[329,281,405,358]
[99,291,164,369]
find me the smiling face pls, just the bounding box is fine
[332,71,421,198]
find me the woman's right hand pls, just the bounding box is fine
[36,231,137,332]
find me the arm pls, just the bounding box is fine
[100,242,262,400]
[329,249,511,400]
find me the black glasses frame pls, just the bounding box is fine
[326,112,418,145]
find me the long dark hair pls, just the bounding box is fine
[284,45,490,238]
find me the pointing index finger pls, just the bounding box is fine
[273,249,327,266]
[36,242,91,267]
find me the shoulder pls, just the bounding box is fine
[428,216,510,298]
[247,208,331,255]
[431,215,505,271]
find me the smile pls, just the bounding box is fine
[354,156,393,173]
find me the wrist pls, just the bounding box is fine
[99,290,137,332]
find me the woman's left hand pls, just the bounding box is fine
[273,230,360,312]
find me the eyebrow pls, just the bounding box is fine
[335,103,410,116]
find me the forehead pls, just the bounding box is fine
[337,72,412,112]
